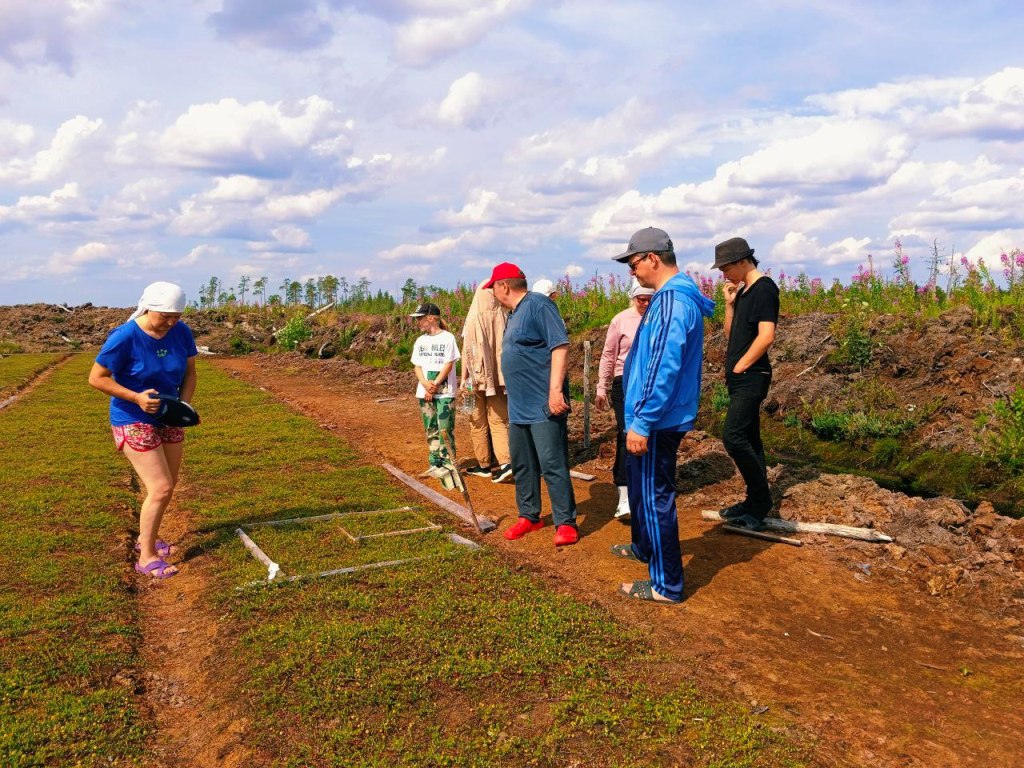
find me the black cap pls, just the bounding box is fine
[408,302,441,317]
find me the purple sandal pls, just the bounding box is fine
[134,558,178,579]
[135,539,175,557]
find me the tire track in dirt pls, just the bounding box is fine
[94,356,252,766]
[132,490,255,764]
[214,355,1024,768]
[0,353,73,409]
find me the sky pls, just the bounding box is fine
[1,0,1023,307]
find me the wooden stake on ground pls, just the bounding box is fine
[383,463,496,532]
[701,510,893,542]
[721,524,803,547]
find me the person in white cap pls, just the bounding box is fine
[595,278,655,520]
[88,281,198,579]
[531,278,558,301]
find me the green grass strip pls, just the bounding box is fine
[0,354,147,767]
[185,362,808,767]
[0,353,64,397]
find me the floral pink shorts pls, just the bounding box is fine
[112,422,185,452]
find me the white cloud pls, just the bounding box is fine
[207,175,273,202]
[248,225,314,253]
[0,183,87,224]
[437,72,489,129]
[807,77,973,118]
[181,244,222,267]
[724,120,911,189]
[48,241,114,275]
[771,232,873,268]
[379,234,463,261]
[564,263,583,278]
[392,0,531,67]
[158,96,352,178]
[963,230,1024,271]
[0,116,104,183]
[0,119,34,158]
[926,67,1024,141]
[0,0,114,73]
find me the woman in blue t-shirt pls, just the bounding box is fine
[89,282,198,579]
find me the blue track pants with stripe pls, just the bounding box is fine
[626,429,685,601]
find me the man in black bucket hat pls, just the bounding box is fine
[713,236,779,531]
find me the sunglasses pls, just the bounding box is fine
[627,253,649,273]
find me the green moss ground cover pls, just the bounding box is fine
[0,356,807,766]
[183,361,807,767]
[0,353,64,397]
[0,354,147,767]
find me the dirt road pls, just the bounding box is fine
[214,355,1024,768]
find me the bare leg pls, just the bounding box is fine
[123,443,179,574]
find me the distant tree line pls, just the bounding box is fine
[192,274,398,313]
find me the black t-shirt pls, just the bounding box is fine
[726,276,779,374]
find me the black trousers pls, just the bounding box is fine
[610,376,627,487]
[723,371,772,516]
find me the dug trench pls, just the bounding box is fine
[202,353,1024,768]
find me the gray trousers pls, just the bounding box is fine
[508,418,577,528]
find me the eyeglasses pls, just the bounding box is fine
[627,253,649,273]
[634,296,651,303]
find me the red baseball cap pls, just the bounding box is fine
[481,262,526,289]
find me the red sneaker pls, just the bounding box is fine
[504,517,544,540]
[553,525,579,546]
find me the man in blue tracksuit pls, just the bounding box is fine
[610,227,715,603]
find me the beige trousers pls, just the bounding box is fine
[469,389,511,467]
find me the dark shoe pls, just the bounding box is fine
[725,513,767,532]
[464,465,494,479]
[554,525,579,546]
[504,517,543,540]
[719,502,747,521]
[492,464,513,483]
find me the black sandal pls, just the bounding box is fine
[617,580,682,604]
[610,543,643,561]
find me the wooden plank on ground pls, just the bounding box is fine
[701,510,893,542]
[384,463,497,533]
[721,524,803,547]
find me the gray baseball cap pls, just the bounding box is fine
[612,227,673,262]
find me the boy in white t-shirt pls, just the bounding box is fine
[409,302,461,471]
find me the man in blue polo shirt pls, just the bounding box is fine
[484,262,579,546]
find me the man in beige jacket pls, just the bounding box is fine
[460,282,513,482]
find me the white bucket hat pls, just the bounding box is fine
[628,278,655,299]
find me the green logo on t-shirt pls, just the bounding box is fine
[156,348,168,358]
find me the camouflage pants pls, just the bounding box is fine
[419,397,456,467]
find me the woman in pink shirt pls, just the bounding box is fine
[595,280,655,519]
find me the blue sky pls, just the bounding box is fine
[2,1,1023,306]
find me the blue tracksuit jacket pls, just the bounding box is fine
[623,272,716,437]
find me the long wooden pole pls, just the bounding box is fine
[701,510,893,542]
[583,340,591,450]
[383,463,496,532]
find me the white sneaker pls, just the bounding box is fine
[614,500,631,519]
